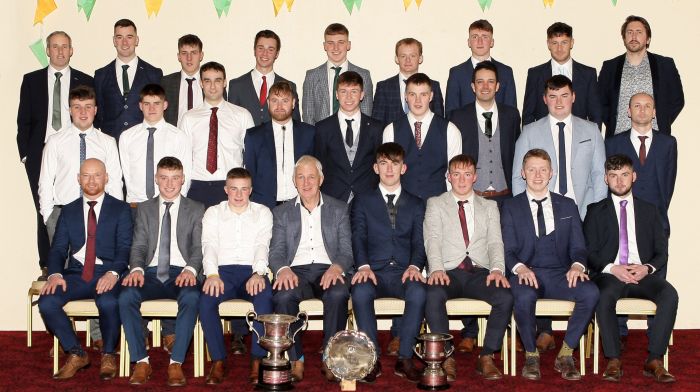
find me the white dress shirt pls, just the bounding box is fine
[71,193,106,267]
[177,70,203,123]
[115,57,138,95]
[399,72,410,112]
[470,56,492,67]
[551,58,573,80]
[272,120,297,201]
[602,194,646,274]
[252,68,276,100]
[45,65,71,141]
[475,101,499,135]
[630,127,654,158]
[291,196,332,267]
[549,115,577,203]
[327,60,348,112]
[148,196,193,272]
[452,192,476,239]
[337,109,361,148]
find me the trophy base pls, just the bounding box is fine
[418,383,450,391]
[256,363,294,391]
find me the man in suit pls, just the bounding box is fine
[38,158,132,380]
[17,31,94,278]
[598,15,684,137]
[502,149,599,381]
[445,19,517,115]
[119,157,204,386]
[228,30,301,126]
[523,22,601,127]
[302,23,373,125]
[351,143,426,383]
[315,71,384,203]
[94,19,163,139]
[425,154,513,381]
[583,154,677,383]
[245,81,315,209]
[161,34,204,126]
[372,38,444,124]
[270,155,353,383]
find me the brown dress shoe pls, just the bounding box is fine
[536,333,556,352]
[387,337,400,356]
[163,334,176,354]
[602,358,622,382]
[643,359,676,383]
[206,360,226,385]
[394,358,421,383]
[442,356,456,382]
[231,334,246,355]
[457,337,476,353]
[554,355,581,381]
[321,361,340,382]
[167,363,186,387]
[91,339,104,352]
[521,355,541,380]
[99,354,118,380]
[290,360,304,383]
[360,361,382,383]
[54,352,90,380]
[129,362,152,385]
[249,359,261,384]
[476,354,502,380]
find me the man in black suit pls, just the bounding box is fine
[228,30,301,126]
[161,34,204,126]
[583,154,677,383]
[17,31,93,278]
[598,15,684,137]
[523,22,601,127]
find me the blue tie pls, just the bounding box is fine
[146,127,156,199]
[79,133,87,164]
[157,201,173,283]
[557,122,567,195]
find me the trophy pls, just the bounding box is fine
[414,333,454,391]
[323,330,377,391]
[247,311,308,391]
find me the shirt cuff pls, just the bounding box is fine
[130,267,144,274]
[183,266,198,276]
[107,271,119,277]
[275,266,291,278]
[602,263,615,274]
[21,157,26,163]
[644,263,656,274]
[512,262,525,275]
[489,267,504,274]
[358,264,371,271]
[48,273,63,280]
[572,262,586,273]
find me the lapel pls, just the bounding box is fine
[352,115,373,168]
[543,61,553,79]
[316,64,329,107]
[245,71,262,106]
[289,203,302,258]
[518,194,538,241]
[320,198,332,250]
[105,60,120,94]
[147,198,160,254]
[496,103,511,154]
[38,67,49,115]
[648,53,660,101]
[603,198,620,249]
[572,60,584,84]
[291,120,306,161]
[375,188,393,229]
[570,117,584,167]
[94,195,113,245]
[129,58,146,96]
[329,114,352,168]
[390,75,403,108]
[471,195,486,242]
[176,197,188,255]
[540,119,559,190]
[613,54,625,98]
[551,194,566,247]
[263,122,277,167]
[75,200,87,248]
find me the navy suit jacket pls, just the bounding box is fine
[372,74,444,124]
[522,60,602,127]
[228,71,301,126]
[47,194,133,276]
[598,52,684,138]
[445,58,517,115]
[94,58,163,139]
[244,120,316,209]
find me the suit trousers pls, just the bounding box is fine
[26,163,50,268]
[187,180,227,209]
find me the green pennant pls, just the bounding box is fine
[30,38,49,67]
[77,0,96,21]
[342,0,362,14]
[611,0,618,5]
[477,0,492,12]
[213,0,232,17]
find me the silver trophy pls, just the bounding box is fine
[323,330,377,390]
[414,333,454,390]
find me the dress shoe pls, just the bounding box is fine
[290,360,304,383]
[53,352,90,380]
[206,360,226,385]
[249,359,261,384]
[91,339,104,352]
[38,267,48,281]
[167,363,186,387]
[457,337,476,353]
[442,356,457,382]
[129,362,152,385]
[554,355,581,381]
[99,354,118,380]
[619,335,628,353]
[163,334,176,354]
[521,355,541,380]
[643,359,676,383]
[387,337,400,356]
[360,361,382,383]
[321,361,340,382]
[476,354,502,380]
[602,358,622,382]
[395,358,421,383]
[231,334,246,355]
[536,332,556,353]
[49,345,65,358]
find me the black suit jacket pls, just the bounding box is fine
[161,71,185,126]
[228,71,301,126]
[372,74,444,124]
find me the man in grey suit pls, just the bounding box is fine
[302,23,373,125]
[161,34,204,126]
[270,155,353,383]
[119,156,205,387]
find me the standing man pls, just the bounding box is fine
[17,31,94,279]
[302,23,373,125]
[94,19,163,140]
[228,30,301,126]
[161,34,204,126]
[598,15,684,137]
[372,38,444,123]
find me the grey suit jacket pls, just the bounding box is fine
[302,62,373,125]
[512,115,606,218]
[129,196,206,273]
[268,194,353,275]
[424,192,505,273]
[228,71,301,126]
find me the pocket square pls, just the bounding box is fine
[560,216,573,220]
[578,139,592,144]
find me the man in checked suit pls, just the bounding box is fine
[302,23,373,125]
[161,34,205,126]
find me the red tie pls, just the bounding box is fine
[259,75,267,107]
[457,200,473,271]
[638,136,648,165]
[414,121,422,149]
[82,200,97,282]
[186,78,194,110]
[207,107,218,174]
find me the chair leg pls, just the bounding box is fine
[27,289,33,347]
[578,334,585,376]
[84,320,90,347]
[510,315,517,376]
[152,319,161,347]
[585,322,593,359]
[121,326,130,377]
[53,335,60,376]
[593,316,600,374]
[502,329,509,375]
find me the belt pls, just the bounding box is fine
[130,202,139,208]
[475,189,510,198]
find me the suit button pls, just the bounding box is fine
[124,122,129,126]
[350,170,353,174]
[124,105,128,109]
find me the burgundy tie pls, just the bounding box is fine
[186,78,194,110]
[457,200,473,271]
[82,200,97,282]
[207,107,218,174]
[260,75,267,107]
[638,136,648,165]
[414,121,423,149]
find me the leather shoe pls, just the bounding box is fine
[99,353,118,380]
[457,337,476,353]
[536,332,556,353]
[206,360,226,385]
[249,359,261,384]
[163,334,176,354]
[554,355,581,381]
[231,334,246,355]
[290,360,304,383]
[360,361,382,383]
[38,267,48,281]
[167,363,186,387]
[387,337,400,356]
[619,335,628,353]
[476,354,502,380]
[129,362,152,385]
[602,358,622,382]
[643,359,676,383]
[92,339,104,352]
[321,361,340,382]
[395,358,421,383]
[54,352,90,380]
[442,356,456,382]
[521,355,541,380]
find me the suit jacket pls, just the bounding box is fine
[512,115,607,218]
[372,74,444,124]
[94,58,163,139]
[314,113,384,201]
[445,58,517,115]
[129,196,205,273]
[47,194,133,276]
[501,192,587,275]
[302,62,373,125]
[243,120,316,209]
[228,71,301,126]
[583,197,667,279]
[522,60,602,127]
[161,71,185,126]
[448,102,521,190]
[351,188,426,271]
[268,194,353,275]
[598,52,684,138]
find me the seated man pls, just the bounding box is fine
[351,142,426,383]
[425,154,513,382]
[501,148,599,381]
[199,167,274,385]
[583,154,677,383]
[270,155,353,383]
[38,158,132,380]
[119,157,205,386]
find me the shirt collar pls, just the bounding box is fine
[526,190,551,203]
[338,109,361,123]
[180,69,199,80]
[272,119,292,131]
[548,114,572,128]
[631,127,653,142]
[475,101,497,116]
[83,192,106,206]
[451,191,475,205]
[225,200,253,216]
[551,57,573,70]
[143,118,166,130]
[252,68,274,80]
[471,56,492,66]
[294,194,324,208]
[204,100,225,110]
[327,60,348,71]
[611,193,633,206]
[378,183,402,199]
[48,65,69,77]
[159,194,181,206]
[116,56,138,69]
[73,125,96,135]
[398,72,412,82]
[408,110,434,124]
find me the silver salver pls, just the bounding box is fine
[323,330,377,381]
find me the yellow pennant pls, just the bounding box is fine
[403,0,423,10]
[272,0,295,15]
[145,0,163,17]
[34,0,57,25]
[543,0,555,7]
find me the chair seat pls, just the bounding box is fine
[62,299,99,316]
[374,298,405,315]
[218,299,254,316]
[445,299,492,315]
[615,298,656,314]
[139,299,180,316]
[534,299,576,315]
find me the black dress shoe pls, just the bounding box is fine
[602,358,622,382]
[554,355,581,381]
[360,361,382,383]
[395,358,422,383]
[643,359,676,383]
[231,334,246,355]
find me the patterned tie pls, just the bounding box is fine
[331,66,342,113]
[157,201,173,283]
[386,194,397,230]
[82,200,98,282]
[619,200,629,265]
[79,133,87,164]
[457,200,473,271]
[52,72,62,131]
[638,136,648,165]
[146,127,156,199]
[483,111,493,138]
[260,75,268,107]
[186,78,195,110]
[402,79,408,114]
[557,122,568,195]
[345,118,354,147]
[122,64,130,95]
[207,107,219,174]
[414,121,423,149]
[532,198,548,238]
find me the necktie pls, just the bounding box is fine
[532,198,548,238]
[207,107,219,174]
[386,194,397,229]
[79,133,87,165]
[52,72,62,131]
[483,111,493,138]
[557,122,568,195]
[331,66,341,113]
[146,127,156,199]
[619,200,629,266]
[281,125,287,173]
[457,200,473,271]
[638,136,648,165]
[82,200,98,282]
[414,121,423,149]
[186,78,195,110]
[157,201,173,283]
[122,64,130,96]
[402,79,408,114]
[260,75,268,107]
[345,118,354,147]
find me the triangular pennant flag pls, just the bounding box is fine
[145,0,163,17]
[77,0,97,21]
[272,0,294,16]
[543,0,555,7]
[30,38,49,67]
[34,0,57,25]
[342,0,362,14]
[611,0,618,5]
[213,0,232,17]
[477,0,492,11]
[403,0,423,10]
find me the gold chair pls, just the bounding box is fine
[52,299,102,375]
[27,280,46,347]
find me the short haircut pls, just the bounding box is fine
[544,75,574,94]
[69,85,96,103]
[46,31,72,47]
[449,154,477,171]
[157,156,183,172]
[523,148,552,167]
[621,15,652,48]
[376,143,405,163]
[139,83,167,101]
[395,38,423,56]
[226,167,252,181]
[254,29,281,51]
[114,18,137,33]
[472,60,499,84]
[294,155,324,179]
[405,72,433,91]
[628,92,655,108]
[469,19,493,33]
[178,34,203,51]
[269,81,295,97]
[324,23,349,37]
[605,154,635,172]
[200,61,226,79]
[547,22,573,38]
[337,71,364,90]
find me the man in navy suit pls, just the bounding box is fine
[161,34,205,126]
[315,71,384,203]
[445,19,517,115]
[522,22,601,127]
[372,38,444,124]
[351,143,426,383]
[501,149,599,381]
[94,19,163,139]
[38,158,133,381]
[17,31,93,278]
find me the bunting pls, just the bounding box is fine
[77,0,96,21]
[611,0,618,5]
[403,0,423,11]
[272,0,294,16]
[342,0,362,14]
[477,0,492,11]
[34,0,57,25]
[30,38,49,67]
[543,0,554,7]
[145,0,164,17]
[213,0,232,17]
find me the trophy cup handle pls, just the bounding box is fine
[445,345,455,358]
[413,345,424,360]
[291,311,309,343]
[246,311,261,343]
